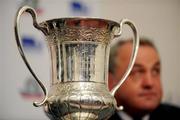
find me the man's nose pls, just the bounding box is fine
[142,72,154,89]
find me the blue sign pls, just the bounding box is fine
[22,36,42,52]
[70,0,89,15]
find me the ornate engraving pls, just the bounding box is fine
[45,26,112,45]
[45,82,116,120]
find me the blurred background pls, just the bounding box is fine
[0,0,180,119]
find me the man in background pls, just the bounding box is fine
[108,38,180,120]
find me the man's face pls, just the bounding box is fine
[110,42,162,114]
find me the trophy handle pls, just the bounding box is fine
[110,19,139,110]
[14,6,48,107]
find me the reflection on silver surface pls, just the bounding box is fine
[50,42,106,83]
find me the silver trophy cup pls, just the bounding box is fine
[14,6,139,120]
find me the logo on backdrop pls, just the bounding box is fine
[20,76,43,100]
[19,36,45,100]
[69,0,90,15]
[22,36,43,52]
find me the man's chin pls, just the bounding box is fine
[138,102,159,111]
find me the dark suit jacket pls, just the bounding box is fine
[108,104,180,120]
